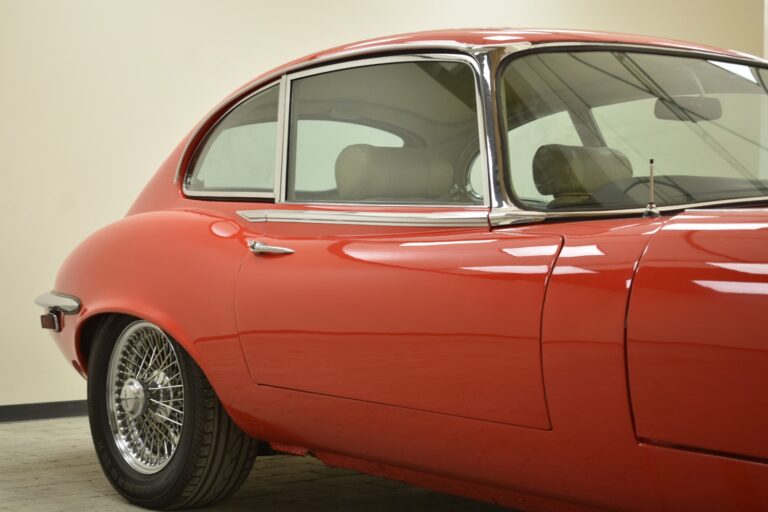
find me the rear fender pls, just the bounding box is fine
[53,209,255,423]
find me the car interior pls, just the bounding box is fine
[189,51,768,212]
[501,51,768,210]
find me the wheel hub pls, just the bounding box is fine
[119,378,146,420]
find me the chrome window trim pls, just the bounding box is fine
[238,209,489,227]
[183,190,276,199]
[471,47,509,211]
[173,41,497,186]
[489,41,768,221]
[688,207,768,212]
[489,197,768,226]
[273,75,289,201]
[34,291,81,315]
[281,53,492,208]
[175,39,768,225]
[181,81,282,199]
[273,200,479,209]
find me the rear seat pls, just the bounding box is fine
[335,144,454,203]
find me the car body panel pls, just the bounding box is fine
[627,209,768,460]
[52,210,255,418]
[236,206,560,428]
[224,216,665,511]
[39,28,768,512]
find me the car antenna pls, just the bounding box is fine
[643,158,660,218]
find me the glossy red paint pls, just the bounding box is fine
[226,216,664,511]
[44,29,768,512]
[628,209,768,460]
[237,212,559,429]
[54,209,256,416]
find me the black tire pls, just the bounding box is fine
[87,315,258,509]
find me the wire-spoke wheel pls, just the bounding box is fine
[88,315,259,510]
[107,321,185,474]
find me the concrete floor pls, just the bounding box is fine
[0,416,509,511]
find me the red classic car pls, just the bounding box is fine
[36,29,768,511]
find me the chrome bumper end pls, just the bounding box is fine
[34,291,81,332]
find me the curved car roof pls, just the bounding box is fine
[242,28,760,90]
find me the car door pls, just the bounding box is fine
[233,55,561,429]
[627,210,768,459]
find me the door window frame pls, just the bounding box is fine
[180,53,492,218]
[276,54,491,208]
[182,81,282,199]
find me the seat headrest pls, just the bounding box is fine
[335,144,453,201]
[532,144,633,197]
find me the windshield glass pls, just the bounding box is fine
[499,50,768,211]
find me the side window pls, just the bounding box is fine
[507,111,581,204]
[286,60,483,204]
[186,85,279,195]
[293,120,404,196]
[466,155,486,201]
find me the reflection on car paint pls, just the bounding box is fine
[400,239,498,247]
[501,245,559,257]
[707,262,768,274]
[558,244,605,257]
[551,265,598,275]
[662,222,768,230]
[693,280,768,295]
[460,264,550,274]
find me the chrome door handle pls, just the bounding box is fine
[248,240,294,255]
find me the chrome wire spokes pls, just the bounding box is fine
[106,321,185,474]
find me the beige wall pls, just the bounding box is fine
[0,0,763,406]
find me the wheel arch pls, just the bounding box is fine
[76,306,194,377]
[77,312,123,374]
[53,210,256,431]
